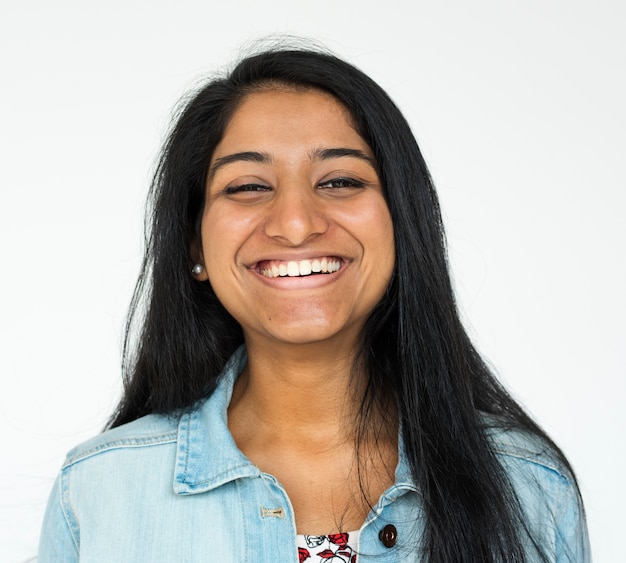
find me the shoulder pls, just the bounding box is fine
[479,413,580,518]
[479,414,590,560]
[62,411,180,469]
[479,413,582,528]
[480,412,571,480]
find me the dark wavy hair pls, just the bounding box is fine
[109,44,584,561]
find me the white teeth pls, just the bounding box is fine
[260,258,341,278]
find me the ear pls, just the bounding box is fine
[189,237,209,281]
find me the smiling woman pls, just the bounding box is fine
[196,89,394,349]
[38,46,590,562]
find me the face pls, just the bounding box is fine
[195,88,395,349]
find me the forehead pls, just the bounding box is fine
[233,85,353,122]
[214,88,369,156]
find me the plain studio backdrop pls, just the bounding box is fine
[1,1,624,561]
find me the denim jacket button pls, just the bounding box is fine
[379,524,398,548]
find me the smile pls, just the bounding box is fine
[257,257,342,278]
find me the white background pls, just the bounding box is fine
[1,1,624,561]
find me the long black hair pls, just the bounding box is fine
[109,44,584,561]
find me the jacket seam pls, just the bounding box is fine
[179,462,261,488]
[183,413,191,476]
[64,433,178,468]
[492,446,568,479]
[60,466,80,553]
[553,471,573,524]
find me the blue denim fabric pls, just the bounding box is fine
[39,347,590,562]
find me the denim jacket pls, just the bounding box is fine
[39,347,590,562]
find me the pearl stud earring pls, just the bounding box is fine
[191,264,203,275]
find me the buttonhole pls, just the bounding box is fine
[261,506,285,519]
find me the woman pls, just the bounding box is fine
[39,46,590,562]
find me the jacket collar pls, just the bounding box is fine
[173,346,260,495]
[172,345,416,497]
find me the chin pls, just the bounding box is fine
[260,319,359,347]
[272,329,340,346]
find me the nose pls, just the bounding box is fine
[263,184,329,245]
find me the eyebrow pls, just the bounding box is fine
[310,147,377,167]
[207,147,376,180]
[208,151,272,180]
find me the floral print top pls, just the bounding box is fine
[297,531,359,562]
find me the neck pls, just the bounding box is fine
[229,336,367,447]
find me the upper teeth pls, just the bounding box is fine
[261,258,341,278]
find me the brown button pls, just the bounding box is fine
[379,524,398,548]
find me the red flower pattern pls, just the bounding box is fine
[328,533,349,549]
[299,531,357,562]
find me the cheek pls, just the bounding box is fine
[201,205,251,263]
[199,206,260,304]
[372,206,395,247]
[363,205,396,287]
[202,232,244,322]
[200,209,234,287]
[346,198,395,258]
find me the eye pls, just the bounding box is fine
[224,183,271,195]
[219,183,272,202]
[317,177,366,190]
